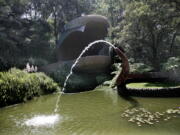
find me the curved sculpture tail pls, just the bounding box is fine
[114,47,180,97]
[114,47,130,85]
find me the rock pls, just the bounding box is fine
[40,15,113,93]
[41,59,112,93]
[74,56,111,74]
[56,15,110,61]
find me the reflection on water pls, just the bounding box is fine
[119,93,140,109]
[0,86,180,135]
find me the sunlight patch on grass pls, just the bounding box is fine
[126,82,180,89]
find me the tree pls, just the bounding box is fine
[0,0,96,70]
[0,0,52,70]
[113,0,180,70]
[34,0,95,46]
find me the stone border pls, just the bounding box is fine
[117,81,180,97]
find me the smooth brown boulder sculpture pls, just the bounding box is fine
[41,15,113,93]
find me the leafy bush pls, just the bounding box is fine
[0,68,60,107]
[162,57,180,71]
[34,72,60,94]
[111,61,153,74]
[130,63,154,73]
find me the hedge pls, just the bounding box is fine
[0,68,60,107]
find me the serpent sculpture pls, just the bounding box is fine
[114,47,180,97]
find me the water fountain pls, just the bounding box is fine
[41,15,112,93]
[23,40,115,127]
[24,15,117,127]
[23,39,129,127]
[24,114,60,127]
[54,40,125,113]
[23,14,180,129]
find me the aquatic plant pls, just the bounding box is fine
[122,107,180,127]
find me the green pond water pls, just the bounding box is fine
[0,86,180,135]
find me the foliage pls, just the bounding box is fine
[112,0,180,70]
[0,56,49,72]
[0,0,180,85]
[26,0,96,45]
[0,4,53,70]
[24,57,49,67]
[0,68,60,107]
[95,0,180,70]
[130,63,154,73]
[0,0,97,71]
[162,57,180,71]
[34,72,60,94]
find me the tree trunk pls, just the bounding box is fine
[152,46,159,70]
[170,31,177,54]
[53,11,58,46]
[150,31,160,70]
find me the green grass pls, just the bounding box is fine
[126,82,180,89]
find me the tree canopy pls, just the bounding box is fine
[0,0,179,71]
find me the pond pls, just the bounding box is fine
[0,86,180,135]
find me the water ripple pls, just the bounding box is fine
[24,114,61,127]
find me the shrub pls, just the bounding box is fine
[130,63,154,73]
[162,57,180,71]
[34,72,60,94]
[0,68,60,107]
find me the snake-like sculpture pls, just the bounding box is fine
[114,47,180,97]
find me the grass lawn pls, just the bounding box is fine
[126,82,180,89]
